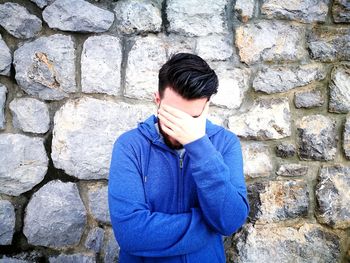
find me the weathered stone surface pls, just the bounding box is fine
[232,223,341,263]
[0,258,29,263]
[87,184,110,224]
[236,21,306,64]
[344,114,350,159]
[125,36,166,100]
[164,35,195,58]
[81,35,122,96]
[85,227,104,253]
[49,253,95,263]
[0,134,48,196]
[315,165,350,229]
[296,114,337,161]
[276,142,296,158]
[0,3,42,39]
[0,84,6,129]
[103,228,120,263]
[51,97,153,179]
[23,180,87,248]
[9,97,50,134]
[329,64,350,113]
[195,35,233,61]
[30,0,55,9]
[248,180,309,223]
[114,0,162,35]
[228,98,291,140]
[210,64,250,109]
[333,0,350,23]
[167,0,228,36]
[242,142,272,178]
[0,34,12,76]
[308,26,350,62]
[234,0,255,22]
[43,0,114,33]
[0,200,15,245]
[253,64,326,94]
[13,34,76,101]
[294,88,324,108]
[276,163,308,177]
[261,0,329,23]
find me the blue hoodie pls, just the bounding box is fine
[108,115,249,263]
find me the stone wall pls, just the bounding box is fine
[0,0,349,262]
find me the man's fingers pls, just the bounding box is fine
[158,114,179,132]
[161,104,190,118]
[158,108,180,126]
[160,123,176,137]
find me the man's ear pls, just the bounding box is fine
[154,91,161,107]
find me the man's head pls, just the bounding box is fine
[154,53,218,149]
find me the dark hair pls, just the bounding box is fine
[158,53,218,100]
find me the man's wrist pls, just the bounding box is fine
[183,135,216,164]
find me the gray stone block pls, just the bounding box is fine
[0,134,48,196]
[43,0,114,33]
[23,180,87,248]
[13,34,76,101]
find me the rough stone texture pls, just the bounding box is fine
[344,114,350,159]
[332,0,350,23]
[0,258,30,263]
[236,21,306,64]
[228,98,291,140]
[308,26,350,62]
[235,0,255,22]
[30,0,55,9]
[232,223,341,263]
[51,97,153,180]
[329,64,350,113]
[253,64,326,94]
[0,84,6,129]
[0,3,42,39]
[81,35,122,96]
[241,142,272,179]
[0,134,48,196]
[43,0,114,33]
[0,200,15,245]
[195,35,233,61]
[87,184,110,224]
[210,64,250,109]
[114,0,162,35]
[103,229,120,263]
[49,254,95,263]
[248,180,309,223]
[276,163,308,177]
[296,114,337,161]
[85,227,104,253]
[294,88,324,108]
[9,97,50,134]
[261,0,329,23]
[0,34,12,76]
[315,165,350,229]
[13,34,76,101]
[125,36,167,100]
[164,35,195,58]
[276,142,296,158]
[167,0,228,36]
[23,180,87,248]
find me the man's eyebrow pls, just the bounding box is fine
[192,115,200,118]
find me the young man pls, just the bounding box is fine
[108,53,249,263]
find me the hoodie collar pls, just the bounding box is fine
[137,114,224,144]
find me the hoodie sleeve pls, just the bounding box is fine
[183,131,250,236]
[108,136,216,257]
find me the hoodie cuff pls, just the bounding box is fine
[183,135,216,165]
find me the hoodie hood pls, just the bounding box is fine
[137,114,224,143]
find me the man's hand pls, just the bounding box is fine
[157,101,210,145]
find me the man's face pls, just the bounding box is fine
[154,87,208,149]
